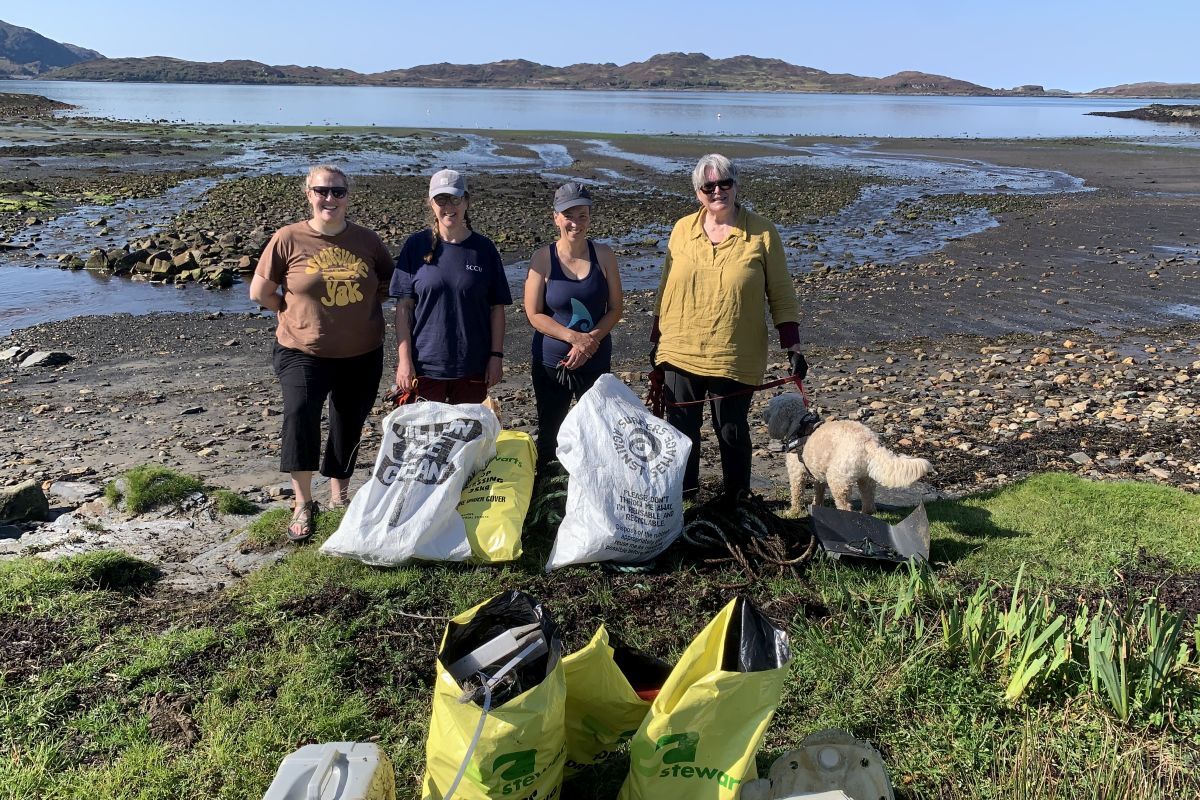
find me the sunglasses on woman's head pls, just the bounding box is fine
[699,179,735,195]
[309,186,348,199]
[433,194,465,207]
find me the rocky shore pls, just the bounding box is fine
[0,91,73,119]
[1089,104,1200,124]
[1,116,1197,588]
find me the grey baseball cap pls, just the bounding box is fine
[429,168,467,198]
[553,182,593,213]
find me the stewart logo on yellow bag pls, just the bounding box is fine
[630,732,742,790]
[468,745,564,798]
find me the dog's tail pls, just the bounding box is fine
[866,442,931,487]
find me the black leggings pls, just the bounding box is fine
[272,343,383,479]
[661,364,754,496]
[531,362,602,466]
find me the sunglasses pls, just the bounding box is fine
[433,194,465,207]
[309,186,348,199]
[698,179,735,195]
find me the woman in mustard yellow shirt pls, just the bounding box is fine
[652,154,806,498]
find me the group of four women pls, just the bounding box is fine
[249,155,802,542]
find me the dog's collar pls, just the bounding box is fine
[782,412,822,452]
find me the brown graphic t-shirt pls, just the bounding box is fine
[255,221,395,358]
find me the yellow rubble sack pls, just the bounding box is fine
[457,430,535,563]
[422,590,566,800]
[619,597,791,800]
[562,626,672,776]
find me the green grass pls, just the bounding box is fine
[105,466,205,514]
[211,490,258,516]
[929,473,1200,585]
[0,473,1196,799]
[104,466,263,517]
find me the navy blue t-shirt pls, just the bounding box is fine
[390,229,512,379]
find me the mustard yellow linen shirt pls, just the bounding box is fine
[654,205,800,386]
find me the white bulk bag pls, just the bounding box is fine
[546,374,691,571]
[321,402,499,566]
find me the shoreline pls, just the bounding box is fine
[0,121,1196,586]
[8,77,1200,102]
[0,122,1195,491]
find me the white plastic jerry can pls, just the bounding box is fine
[263,742,396,800]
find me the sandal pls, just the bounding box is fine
[287,500,319,543]
[329,486,351,509]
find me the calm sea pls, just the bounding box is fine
[4,80,1199,138]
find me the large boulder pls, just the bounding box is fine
[115,248,150,272]
[0,480,50,524]
[84,250,109,270]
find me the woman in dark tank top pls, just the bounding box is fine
[523,182,624,470]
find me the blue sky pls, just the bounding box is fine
[7,1,1197,92]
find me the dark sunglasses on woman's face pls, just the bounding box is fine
[699,179,735,195]
[433,194,465,207]
[309,186,348,199]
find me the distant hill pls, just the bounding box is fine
[48,56,365,85]
[0,19,102,77]
[4,17,1194,98]
[48,51,997,94]
[1088,82,1200,99]
[373,53,994,94]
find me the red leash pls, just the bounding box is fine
[646,370,808,418]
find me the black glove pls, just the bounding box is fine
[788,350,808,380]
[649,343,659,373]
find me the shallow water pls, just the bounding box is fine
[7,81,1200,138]
[572,139,1088,289]
[0,135,1102,333]
[1,265,252,335]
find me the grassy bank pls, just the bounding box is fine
[1,472,1197,799]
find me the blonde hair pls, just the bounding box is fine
[304,164,352,193]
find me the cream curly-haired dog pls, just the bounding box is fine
[764,393,931,515]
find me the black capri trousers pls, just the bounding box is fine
[272,343,383,479]
[661,363,755,497]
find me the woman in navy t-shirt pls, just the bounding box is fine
[523,182,624,468]
[392,169,512,403]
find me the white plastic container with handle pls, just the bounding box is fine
[262,742,396,800]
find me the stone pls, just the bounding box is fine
[47,481,103,504]
[0,480,50,524]
[20,350,72,369]
[0,524,21,540]
[1068,452,1093,465]
[0,346,25,361]
[172,251,198,270]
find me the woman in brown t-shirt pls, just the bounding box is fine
[249,164,394,542]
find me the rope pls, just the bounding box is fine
[679,492,817,580]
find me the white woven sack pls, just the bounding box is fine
[546,374,691,571]
[321,401,498,565]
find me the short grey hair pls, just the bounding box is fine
[305,163,352,193]
[691,153,738,191]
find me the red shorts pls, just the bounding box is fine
[417,376,487,404]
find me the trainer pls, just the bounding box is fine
[652,153,805,499]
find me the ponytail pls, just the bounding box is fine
[422,198,473,264]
